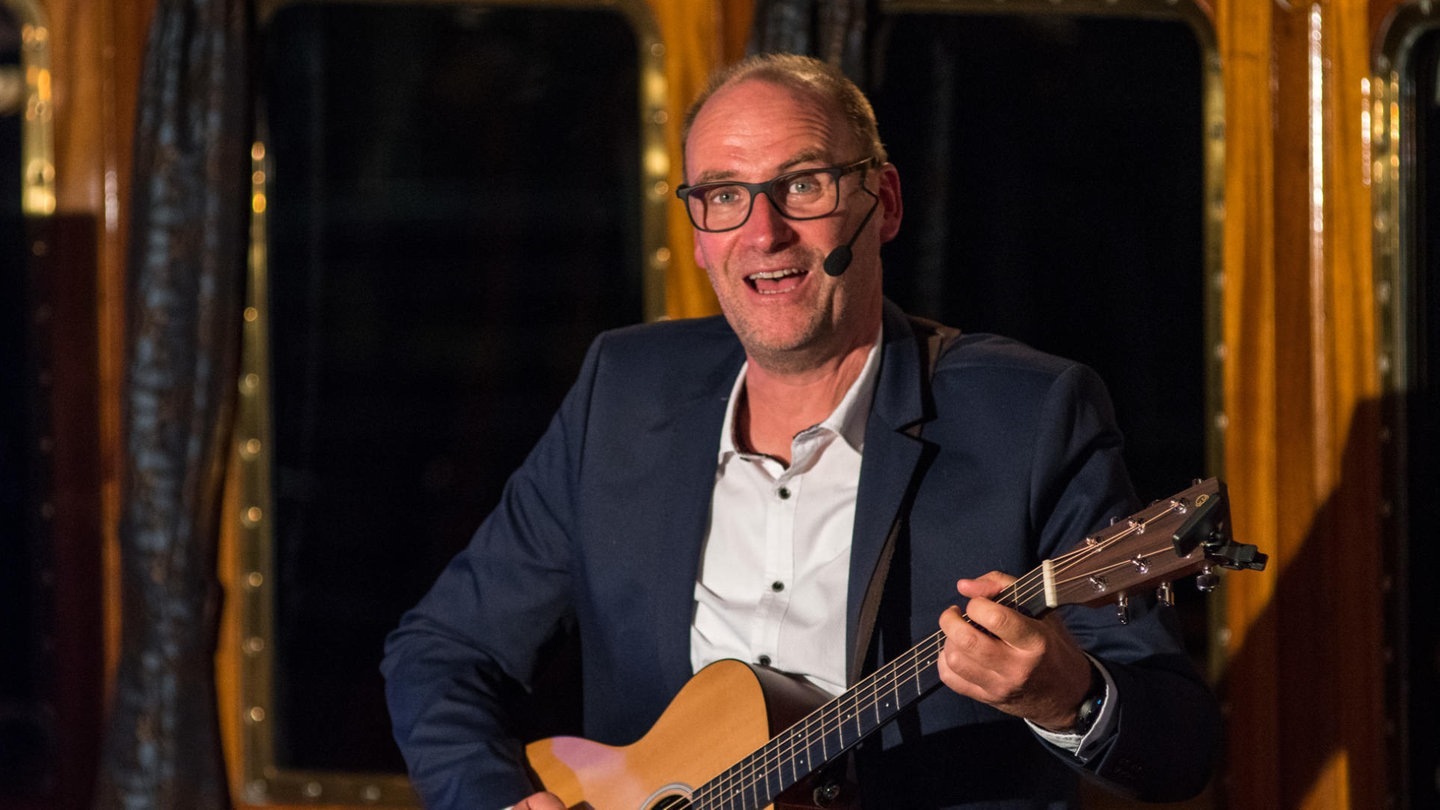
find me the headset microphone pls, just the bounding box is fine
[822,188,881,277]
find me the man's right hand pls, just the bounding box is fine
[513,792,566,810]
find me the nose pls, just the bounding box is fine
[742,191,797,250]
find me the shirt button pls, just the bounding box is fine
[771,581,785,592]
[757,655,772,667]
[777,486,791,499]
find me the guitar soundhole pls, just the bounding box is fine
[642,786,694,810]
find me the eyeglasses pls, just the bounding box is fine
[675,158,876,233]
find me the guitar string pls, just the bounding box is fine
[692,494,1203,808]
[695,631,948,809]
[970,494,1194,616]
[693,504,1187,808]
[713,498,1195,804]
[1000,496,1196,611]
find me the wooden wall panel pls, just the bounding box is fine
[41,0,155,696]
[1216,0,1282,806]
[1218,0,1390,807]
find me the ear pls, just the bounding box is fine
[692,231,708,270]
[876,162,903,244]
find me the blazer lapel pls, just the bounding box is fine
[646,355,741,697]
[846,302,930,681]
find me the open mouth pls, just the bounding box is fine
[746,267,807,295]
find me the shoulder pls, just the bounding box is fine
[885,301,1093,390]
[579,314,744,398]
[937,332,1078,376]
[591,314,737,356]
[588,315,739,369]
[921,332,1120,438]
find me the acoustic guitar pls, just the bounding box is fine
[525,478,1266,809]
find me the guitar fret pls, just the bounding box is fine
[696,630,951,810]
[531,480,1252,810]
[690,485,1228,809]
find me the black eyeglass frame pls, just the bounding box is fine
[675,157,878,233]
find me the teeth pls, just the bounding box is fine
[748,268,803,281]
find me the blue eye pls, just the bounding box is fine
[705,185,745,207]
[783,173,824,197]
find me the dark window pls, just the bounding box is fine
[871,13,1208,502]
[261,2,644,772]
[0,4,48,799]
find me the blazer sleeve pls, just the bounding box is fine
[1028,362,1222,801]
[379,335,605,809]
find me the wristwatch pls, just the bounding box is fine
[1072,661,1107,735]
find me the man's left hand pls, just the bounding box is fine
[937,571,1093,731]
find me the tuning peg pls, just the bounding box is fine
[1196,565,1220,593]
[1158,581,1175,607]
[1116,593,1131,624]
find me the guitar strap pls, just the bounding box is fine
[848,317,960,683]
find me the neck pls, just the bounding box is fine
[737,338,874,464]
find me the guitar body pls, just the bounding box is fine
[524,480,1264,810]
[526,659,838,809]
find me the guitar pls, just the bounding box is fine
[525,478,1267,809]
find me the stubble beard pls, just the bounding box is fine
[721,291,841,375]
[705,246,851,375]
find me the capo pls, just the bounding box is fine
[1170,479,1268,572]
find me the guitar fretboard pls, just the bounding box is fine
[683,486,1216,810]
[690,583,1051,810]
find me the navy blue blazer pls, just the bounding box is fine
[382,301,1220,809]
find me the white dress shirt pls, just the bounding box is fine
[690,339,882,697]
[685,333,1115,762]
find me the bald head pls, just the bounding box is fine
[681,53,888,175]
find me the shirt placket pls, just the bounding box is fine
[753,427,833,670]
[751,455,796,668]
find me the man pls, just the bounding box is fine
[383,53,1220,809]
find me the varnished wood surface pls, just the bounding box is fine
[40,0,156,700]
[527,660,796,809]
[1217,1,1395,807]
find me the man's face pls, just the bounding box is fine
[683,79,900,373]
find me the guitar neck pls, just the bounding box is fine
[687,479,1250,809]
[690,585,1050,809]
[687,631,940,809]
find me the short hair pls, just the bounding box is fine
[681,53,888,170]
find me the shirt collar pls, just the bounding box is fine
[718,328,883,460]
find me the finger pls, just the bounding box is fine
[936,609,991,695]
[968,595,1034,640]
[938,606,1004,675]
[516,792,566,810]
[955,571,1018,600]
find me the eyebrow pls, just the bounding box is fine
[689,150,830,186]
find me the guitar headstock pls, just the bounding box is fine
[1043,478,1267,617]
